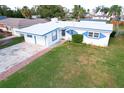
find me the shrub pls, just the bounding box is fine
[72,34,83,43]
[110,31,116,37]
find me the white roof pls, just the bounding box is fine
[17,21,60,35]
[59,21,112,31]
[17,20,113,35]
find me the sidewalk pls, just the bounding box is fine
[0,40,66,80]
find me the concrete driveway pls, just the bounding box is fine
[0,42,46,74]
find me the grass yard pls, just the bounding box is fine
[0,37,24,49]
[118,25,124,31]
[0,36,124,87]
[0,34,5,39]
[113,25,124,31]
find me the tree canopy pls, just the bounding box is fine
[35,5,66,19]
[109,5,122,16]
[0,5,123,20]
[21,6,32,18]
[72,5,86,21]
[0,5,24,18]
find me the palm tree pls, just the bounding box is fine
[109,5,122,36]
[72,5,86,21]
[21,6,32,18]
[109,5,122,16]
[95,6,101,13]
[100,7,109,14]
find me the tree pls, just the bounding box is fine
[72,5,86,21]
[36,5,66,19]
[109,5,122,16]
[31,6,37,15]
[94,6,109,14]
[109,5,122,37]
[21,6,32,18]
[13,8,24,18]
[100,7,109,14]
[95,6,101,13]
[87,9,90,14]
[0,5,14,17]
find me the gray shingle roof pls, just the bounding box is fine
[0,18,49,28]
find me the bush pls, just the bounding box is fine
[72,34,83,43]
[110,31,116,37]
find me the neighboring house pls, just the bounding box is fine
[0,18,49,36]
[92,15,110,20]
[17,18,113,47]
[86,10,110,21]
[120,15,124,21]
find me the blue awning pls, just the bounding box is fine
[66,29,78,35]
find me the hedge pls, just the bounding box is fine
[72,34,83,43]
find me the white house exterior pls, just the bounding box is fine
[63,27,111,46]
[17,19,113,47]
[16,22,62,47]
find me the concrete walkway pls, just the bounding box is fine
[0,40,66,80]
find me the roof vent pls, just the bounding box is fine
[51,18,58,23]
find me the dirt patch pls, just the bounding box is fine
[55,62,81,81]
[79,54,96,65]
[63,63,81,80]
[83,65,115,87]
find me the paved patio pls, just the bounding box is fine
[0,42,46,74]
[0,40,66,80]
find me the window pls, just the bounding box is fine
[87,32,99,39]
[88,32,93,37]
[52,30,57,41]
[94,33,99,38]
[62,29,65,36]
[27,34,32,38]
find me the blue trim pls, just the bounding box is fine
[27,34,32,38]
[34,36,37,44]
[66,29,78,35]
[83,32,106,39]
[99,33,106,38]
[52,30,57,41]
[42,28,60,36]
[17,25,111,37]
[83,32,88,37]
[16,31,44,36]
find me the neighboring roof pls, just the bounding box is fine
[80,19,107,22]
[17,20,113,36]
[0,16,7,20]
[0,18,49,28]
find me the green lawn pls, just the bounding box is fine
[0,37,24,49]
[0,34,5,39]
[0,36,124,87]
[118,25,124,31]
[113,25,124,31]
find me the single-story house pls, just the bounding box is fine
[16,22,62,47]
[0,18,49,36]
[16,18,113,47]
